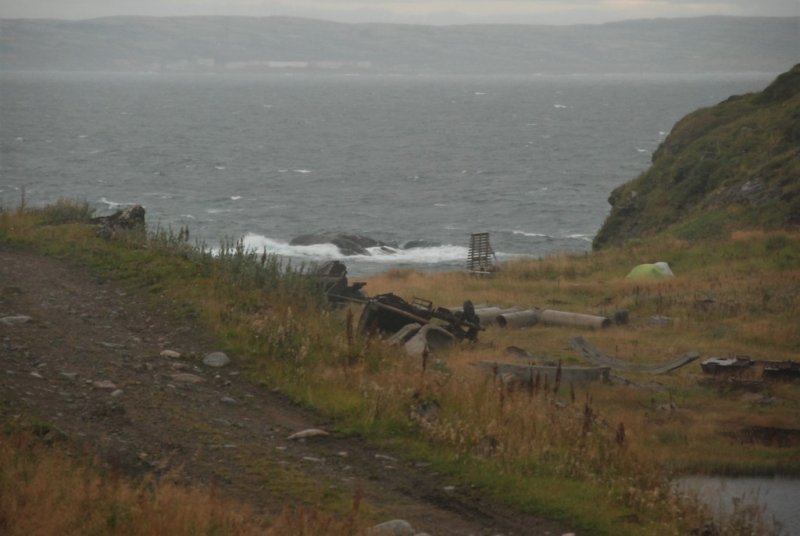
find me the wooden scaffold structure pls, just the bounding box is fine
[466,232,498,275]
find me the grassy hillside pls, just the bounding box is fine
[2,200,798,535]
[594,64,800,249]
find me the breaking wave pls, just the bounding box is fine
[241,233,468,265]
[98,197,136,209]
[512,230,594,242]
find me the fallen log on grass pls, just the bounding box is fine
[570,336,698,374]
[477,360,610,386]
[496,309,610,329]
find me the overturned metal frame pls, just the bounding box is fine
[358,293,482,342]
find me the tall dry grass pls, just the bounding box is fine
[0,433,368,536]
[2,202,796,534]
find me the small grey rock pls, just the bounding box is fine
[220,396,237,405]
[110,389,124,397]
[368,519,414,536]
[1,315,32,326]
[203,351,230,368]
[29,371,44,379]
[649,315,673,327]
[287,428,330,440]
[60,372,78,381]
[171,372,205,384]
[160,349,182,359]
[92,380,117,390]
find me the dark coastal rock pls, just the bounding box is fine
[91,205,146,238]
[401,239,440,250]
[290,232,386,256]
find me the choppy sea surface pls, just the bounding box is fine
[0,71,775,274]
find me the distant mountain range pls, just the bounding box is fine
[0,16,797,74]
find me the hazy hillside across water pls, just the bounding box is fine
[0,16,797,74]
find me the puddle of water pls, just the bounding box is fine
[675,476,799,535]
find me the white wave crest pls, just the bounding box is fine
[512,230,548,238]
[241,233,468,264]
[567,234,593,242]
[361,244,468,264]
[98,197,135,209]
[242,234,341,259]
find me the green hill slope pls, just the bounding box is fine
[594,64,800,248]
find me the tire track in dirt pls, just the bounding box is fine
[0,247,573,536]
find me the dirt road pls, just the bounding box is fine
[0,247,573,536]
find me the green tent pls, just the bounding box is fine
[625,262,674,280]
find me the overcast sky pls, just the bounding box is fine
[0,0,798,25]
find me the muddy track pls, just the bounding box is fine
[0,247,573,536]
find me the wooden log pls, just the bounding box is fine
[570,336,699,373]
[496,309,540,328]
[473,307,521,326]
[538,309,611,329]
[477,360,610,385]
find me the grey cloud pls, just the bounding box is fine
[0,0,797,23]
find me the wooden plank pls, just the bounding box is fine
[569,336,699,374]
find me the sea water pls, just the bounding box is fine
[0,71,775,274]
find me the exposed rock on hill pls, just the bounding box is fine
[594,64,800,249]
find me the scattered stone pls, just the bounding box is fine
[92,380,117,390]
[302,456,323,463]
[29,371,44,379]
[170,362,189,370]
[443,485,455,492]
[368,519,415,536]
[1,315,32,326]
[110,389,123,397]
[220,396,237,405]
[656,401,678,412]
[203,351,230,368]
[98,341,124,349]
[170,373,205,384]
[337,451,348,457]
[649,315,673,327]
[160,349,182,359]
[757,396,777,406]
[59,372,78,381]
[287,428,330,440]
[505,345,534,359]
[375,454,397,462]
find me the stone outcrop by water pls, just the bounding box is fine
[290,232,386,256]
